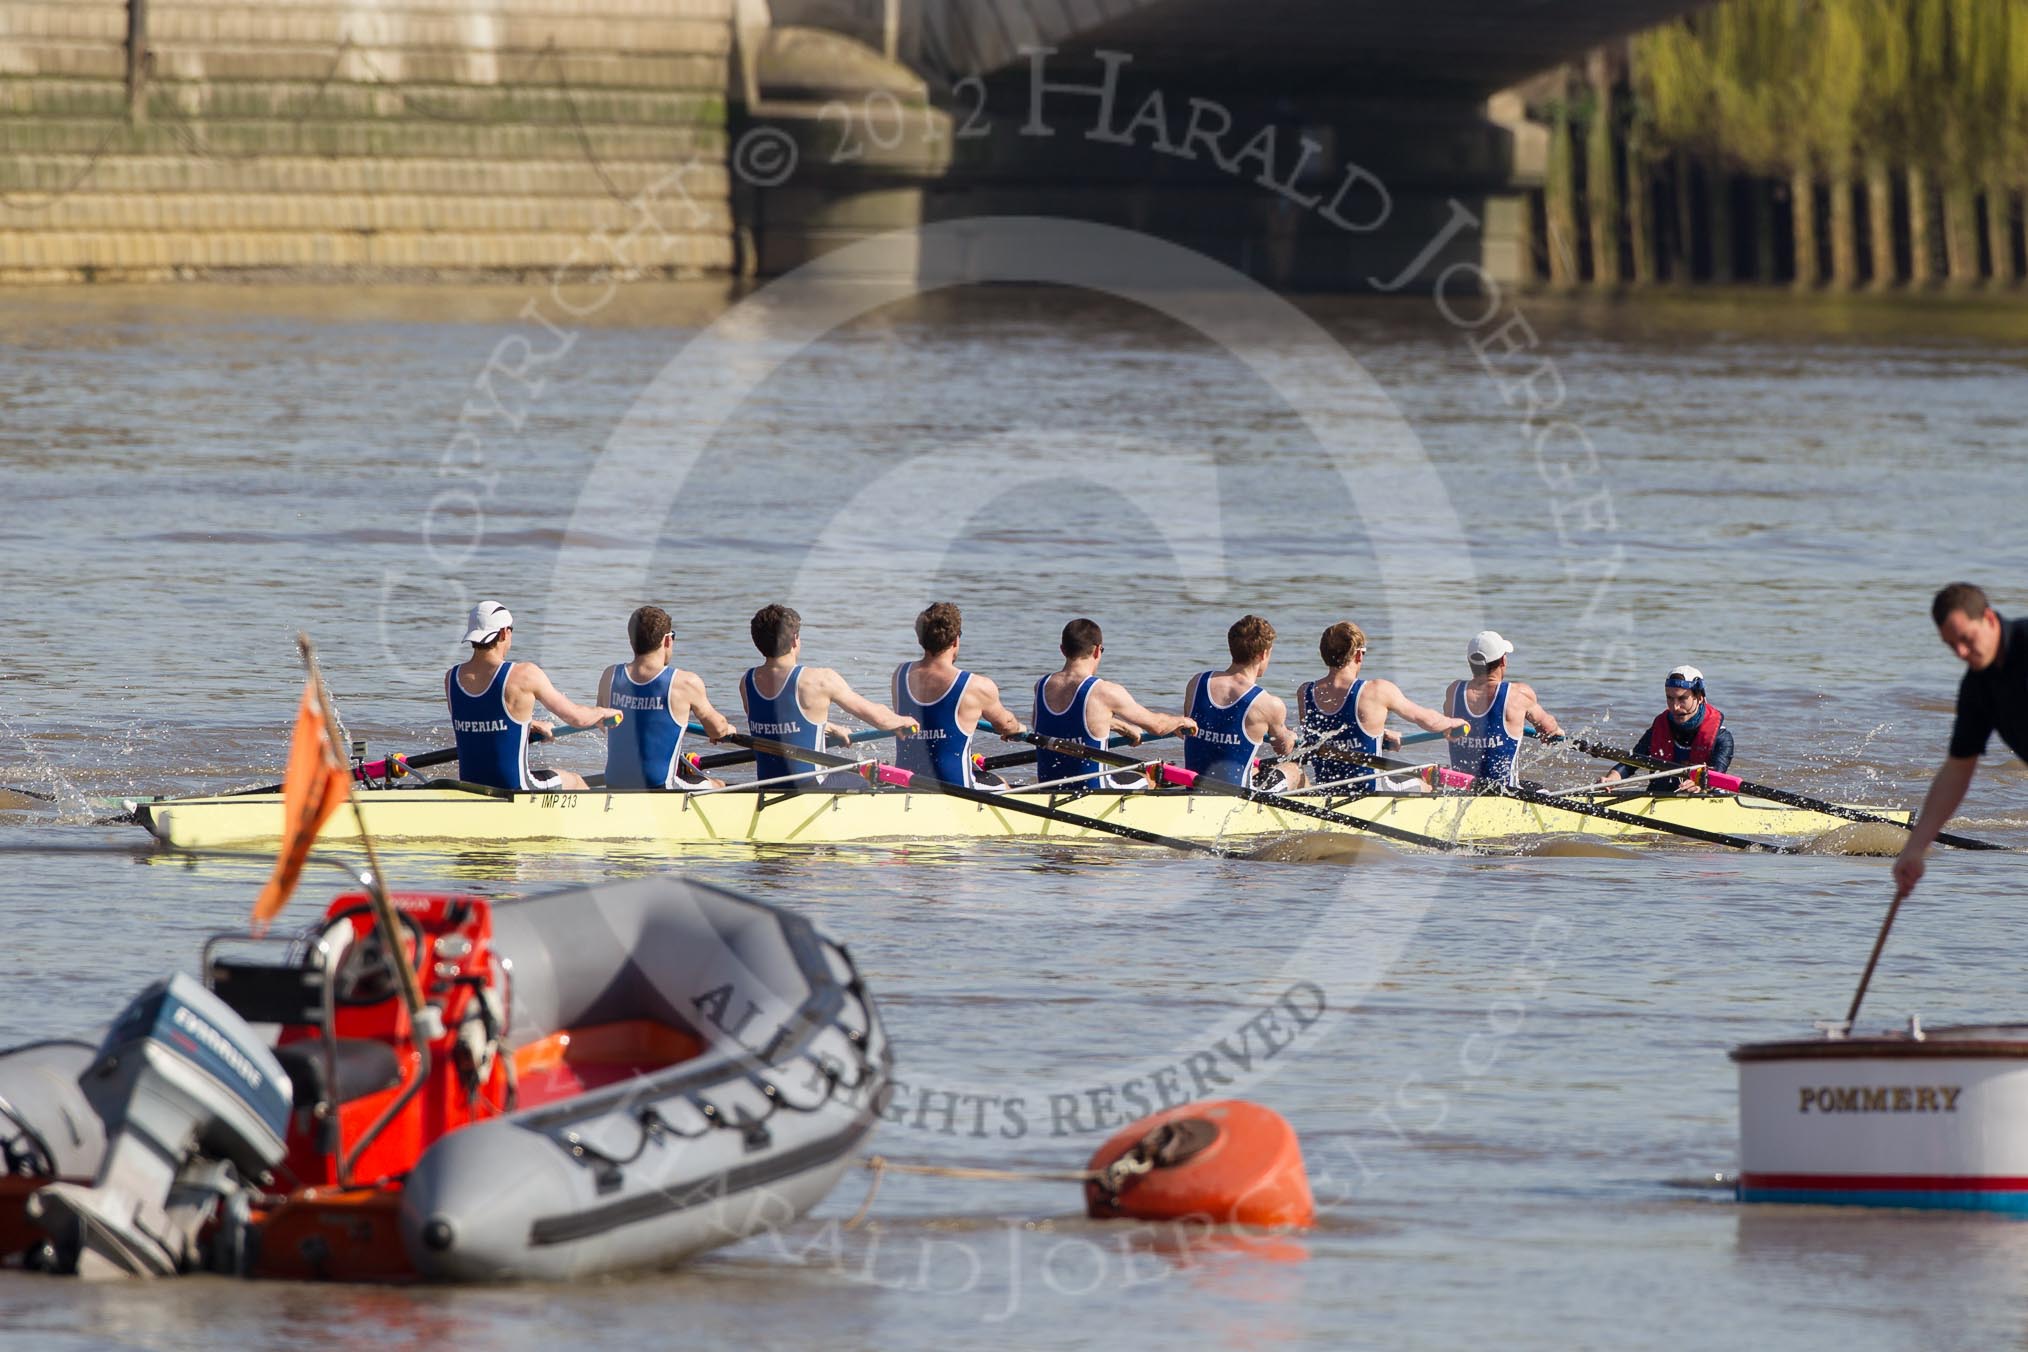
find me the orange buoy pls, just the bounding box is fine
[1083,1099,1314,1229]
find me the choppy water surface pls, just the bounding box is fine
[2,282,2026,1350]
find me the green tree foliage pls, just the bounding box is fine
[1635,0,2028,283]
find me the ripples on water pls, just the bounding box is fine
[1,284,2025,1350]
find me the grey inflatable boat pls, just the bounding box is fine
[0,873,889,1282]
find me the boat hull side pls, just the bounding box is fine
[1737,1047,2028,1212]
[138,787,1904,851]
[401,875,890,1281]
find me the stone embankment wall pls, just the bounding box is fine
[0,0,734,282]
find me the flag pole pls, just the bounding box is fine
[296,634,430,1031]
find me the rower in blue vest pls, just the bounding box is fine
[1600,664,1733,794]
[741,603,917,790]
[1182,614,1305,790]
[445,600,620,792]
[595,605,734,790]
[893,601,1023,788]
[1033,618,1197,791]
[1444,629,1562,788]
[1296,620,1467,792]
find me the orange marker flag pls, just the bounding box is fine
[252,675,354,932]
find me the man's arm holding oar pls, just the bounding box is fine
[1894,754,1986,897]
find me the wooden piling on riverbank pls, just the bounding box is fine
[1522,0,2028,292]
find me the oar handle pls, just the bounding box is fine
[352,713,622,782]
[1150,760,1468,851]
[691,724,903,771]
[1397,725,1545,747]
[729,731,1230,854]
[980,729,1177,772]
[1009,729,1149,770]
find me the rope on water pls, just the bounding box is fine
[843,1155,1103,1230]
[864,1155,1099,1184]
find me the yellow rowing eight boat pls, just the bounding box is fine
[130,784,1909,851]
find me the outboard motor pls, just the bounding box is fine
[28,972,291,1278]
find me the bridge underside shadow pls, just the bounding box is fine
[912,0,1699,97]
[736,0,1699,291]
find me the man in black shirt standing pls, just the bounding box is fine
[1893,583,2028,900]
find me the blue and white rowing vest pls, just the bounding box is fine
[446,661,529,791]
[894,662,975,786]
[604,663,685,790]
[1183,671,1265,785]
[742,665,825,785]
[1300,678,1381,788]
[1033,675,1138,789]
[1448,680,1521,786]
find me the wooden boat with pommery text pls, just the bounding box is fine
[1735,1024,2028,1212]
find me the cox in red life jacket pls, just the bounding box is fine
[1627,664,1734,785]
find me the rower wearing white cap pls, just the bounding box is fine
[446,600,619,792]
[1445,630,1561,787]
[1601,664,1732,793]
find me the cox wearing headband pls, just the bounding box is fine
[1601,663,1733,792]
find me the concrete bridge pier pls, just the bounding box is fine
[728,9,953,277]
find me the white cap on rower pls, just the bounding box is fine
[1466,630,1514,665]
[1666,664,1704,690]
[463,600,513,643]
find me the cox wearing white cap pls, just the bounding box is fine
[1443,630,1562,787]
[446,600,621,792]
[1601,664,1732,793]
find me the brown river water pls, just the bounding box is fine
[1,276,2026,1350]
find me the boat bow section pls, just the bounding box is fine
[399,875,890,1280]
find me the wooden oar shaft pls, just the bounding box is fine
[980,729,1181,772]
[1845,892,1908,1031]
[1569,738,2005,851]
[720,733,1234,856]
